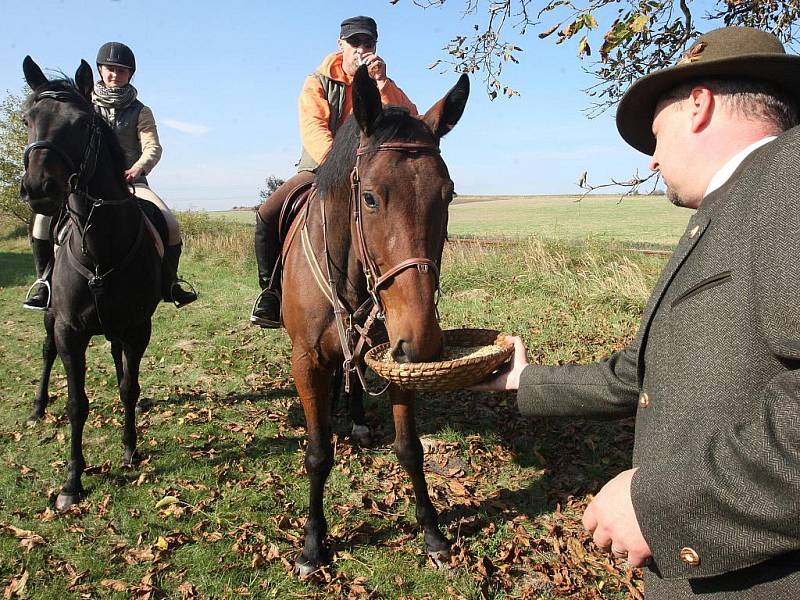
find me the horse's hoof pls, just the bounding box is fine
[427,547,451,569]
[55,491,81,511]
[293,558,321,578]
[350,424,373,447]
[122,450,141,468]
[26,413,44,428]
[135,398,153,414]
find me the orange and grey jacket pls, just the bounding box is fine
[296,51,418,172]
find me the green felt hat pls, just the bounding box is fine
[616,27,800,155]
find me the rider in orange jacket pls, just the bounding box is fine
[250,15,417,328]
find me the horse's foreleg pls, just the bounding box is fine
[293,354,334,576]
[118,323,150,467]
[28,312,58,426]
[54,326,90,511]
[390,385,450,566]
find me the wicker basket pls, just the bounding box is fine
[364,328,512,392]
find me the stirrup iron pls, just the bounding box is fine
[23,279,51,311]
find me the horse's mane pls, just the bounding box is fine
[315,106,436,199]
[24,78,128,181]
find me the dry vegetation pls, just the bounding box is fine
[0,209,672,598]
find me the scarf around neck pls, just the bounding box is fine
[92,81,138,109]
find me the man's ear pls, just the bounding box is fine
[689,86,714,134]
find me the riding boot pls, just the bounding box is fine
[23,238,54,310]
[162,242,197,308]
[250,212,281,328]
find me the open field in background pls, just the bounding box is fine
[0,207,673,599]
[213,195,692,248]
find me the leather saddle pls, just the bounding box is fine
[277,180,314,245]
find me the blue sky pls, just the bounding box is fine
[1,0,648,211]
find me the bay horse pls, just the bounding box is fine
[281,65,469,574]
[20,57,161,510]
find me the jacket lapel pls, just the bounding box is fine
[635,205,714,387]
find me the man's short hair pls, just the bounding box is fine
[663,78,799,132]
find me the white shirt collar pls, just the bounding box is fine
[704,136,777,197]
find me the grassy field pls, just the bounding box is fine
[214,194,691,248]
[0,201,676,599]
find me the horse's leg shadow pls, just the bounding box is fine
[28,311,58,427]
[54,327,90,511]
[391,385,450,567]
[331,367,372,447]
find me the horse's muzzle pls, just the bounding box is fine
[390,335,444,364]
[20,177,63,216]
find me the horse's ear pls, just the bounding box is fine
[422,73,470,138]
[75,60,93,100]
[352,64,382,136]
[23,56,48,90]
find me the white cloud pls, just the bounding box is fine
[161,119,211,136]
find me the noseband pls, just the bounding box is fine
[351,141,442,317]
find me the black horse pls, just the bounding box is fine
[21,56,161,510]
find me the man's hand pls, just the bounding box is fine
[360,52,387,82]
[124,166,144,183]
[582,468,652,567]
[468,335,528,391]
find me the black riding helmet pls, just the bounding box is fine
[96,42,136,74]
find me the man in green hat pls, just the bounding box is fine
[474,26,800,598]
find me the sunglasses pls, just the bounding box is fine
[345,35,376,50]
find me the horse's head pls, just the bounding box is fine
[20,56,98,216]
[351,66,469,363]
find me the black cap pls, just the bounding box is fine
[96,42,136,73]
[340,16,378,41]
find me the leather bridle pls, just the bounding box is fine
[24,91,103,203]
[307,140,444,393]
[351,141,442,317]
[23,89,143,325]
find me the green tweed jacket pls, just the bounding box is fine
[517,126,800,599]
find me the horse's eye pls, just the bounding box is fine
[362,192,378,209]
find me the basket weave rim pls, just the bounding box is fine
[364,328,511,372]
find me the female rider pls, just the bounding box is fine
[24,41,196,309]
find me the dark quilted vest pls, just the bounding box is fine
[96,99,147,184]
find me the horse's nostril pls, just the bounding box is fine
[390,339,409,364]
[42,179,59,197]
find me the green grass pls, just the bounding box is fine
[0,202,668,598]
[211,194,691,247]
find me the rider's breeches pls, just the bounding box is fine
[134,184,181,246]
[32,214,52,241]
[32,187,181,246]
